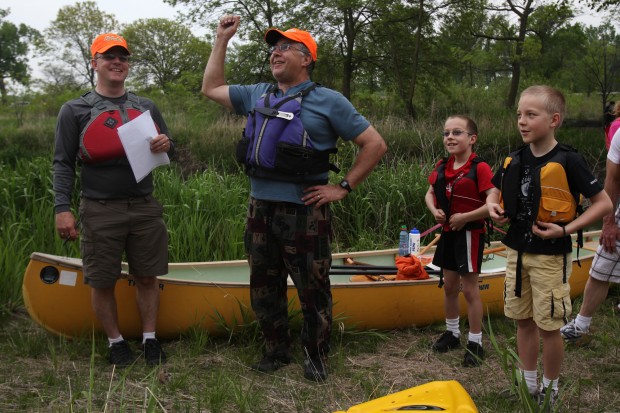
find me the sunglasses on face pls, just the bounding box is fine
[96,53,130,62]
[442,129,472,138]
[268,43,305,55]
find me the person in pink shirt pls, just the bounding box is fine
[605,101,620,150]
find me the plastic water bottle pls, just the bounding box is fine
[409,228,420,256]
[398,225,409,256]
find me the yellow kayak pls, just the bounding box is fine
[333,380,478,412]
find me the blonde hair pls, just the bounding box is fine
[520,85,566,128]
[613,101,620,118]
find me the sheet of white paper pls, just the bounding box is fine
[117,110,170,183]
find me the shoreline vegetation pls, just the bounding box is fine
[1,90,618,411]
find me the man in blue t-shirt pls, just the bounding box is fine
[202,15,386,381]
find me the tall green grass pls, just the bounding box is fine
[0,86,609,310]
[0,113,607,310]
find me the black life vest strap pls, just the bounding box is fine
[562,252,567,284]
[515,250,524,297]
[80,90,142,110]
[264,83,317,109]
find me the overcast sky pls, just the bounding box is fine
[3,0,609,34]
[3,0,187,32]
[2,0,209,86]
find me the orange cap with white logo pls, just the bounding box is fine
[264,28,317,61]
[90,33,130,58]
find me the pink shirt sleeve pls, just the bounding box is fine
[606,119,620,150]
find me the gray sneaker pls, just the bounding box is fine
[560,319,591,345]
[538,387,558,412]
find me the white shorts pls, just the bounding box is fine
[589,244,620,284]
[589,210,620,284]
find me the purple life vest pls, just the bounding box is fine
[236,83,338,183]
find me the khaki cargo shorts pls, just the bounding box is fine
[504,247,572,331]
[79,196,168,289]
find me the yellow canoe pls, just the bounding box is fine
[333,380,478,413]
[22,233,598,339]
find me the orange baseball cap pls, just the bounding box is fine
[90,33,130,58]
[264,28,317,61]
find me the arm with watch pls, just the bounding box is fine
[302,125,387,207]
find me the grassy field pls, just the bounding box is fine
[1,291,618,412]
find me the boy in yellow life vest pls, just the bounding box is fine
[486,85,612,409]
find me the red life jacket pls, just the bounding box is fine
[433,156,487,230]
[78,91,154,163]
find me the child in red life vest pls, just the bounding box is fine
[424,115,495,367]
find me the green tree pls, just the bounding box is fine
[578,23,620,116]
[164,0,305,85]
[0,8,39,102]
[581,0,620,12]
[370,0,449,119]
[523,3,575,79]
[474,0,537,108]
[434,0,501,90]
[43,1,119,88]
[289,0,377,99]
[123,18,209,92]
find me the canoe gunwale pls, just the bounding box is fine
[30,234,598,288]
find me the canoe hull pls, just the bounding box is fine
[22,239,596,339]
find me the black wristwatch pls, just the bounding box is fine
[339,179,353,193]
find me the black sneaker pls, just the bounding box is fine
[462,341,484,367]
[303,356,328,382]
[432,331,461,352]
[250,354,291,373]
[109,340,137,367]
[143,338,167,366]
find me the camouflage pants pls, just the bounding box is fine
[245,197,333,359]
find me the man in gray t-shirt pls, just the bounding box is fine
[54,32,174,368]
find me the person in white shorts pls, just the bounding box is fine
[561,127,620,343]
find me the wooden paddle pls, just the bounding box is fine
[419,233,441,256]
[482,246,506,255]
[346,274,396,282]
